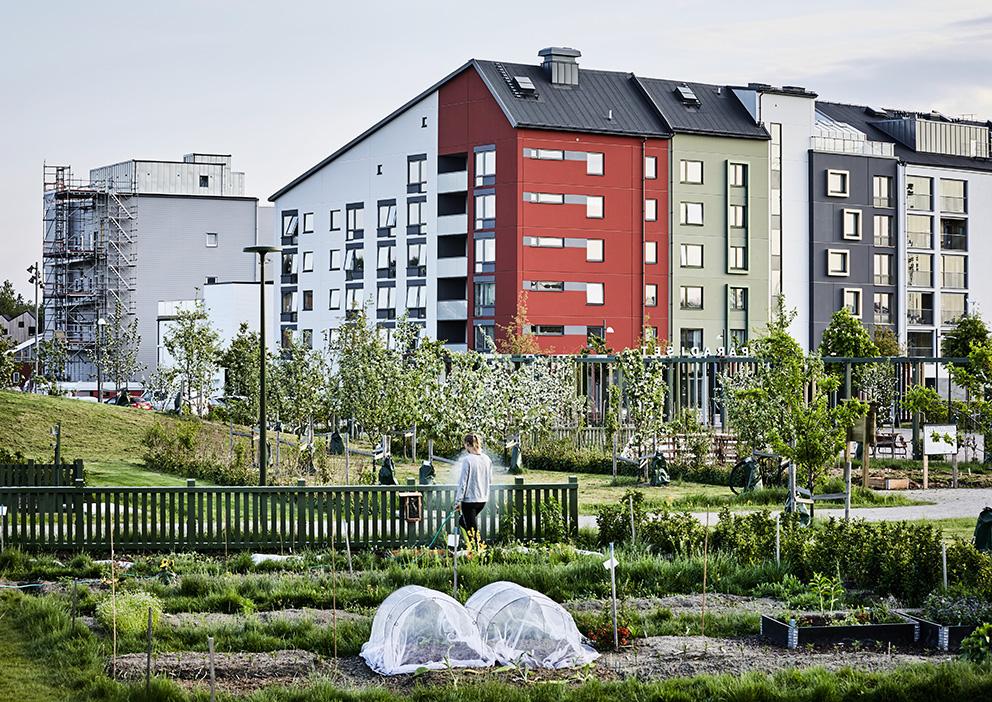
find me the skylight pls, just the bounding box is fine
[675,84,700,106]
[514,76,536,93]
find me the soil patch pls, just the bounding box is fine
[567,593,780,616]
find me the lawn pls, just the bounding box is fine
[0,621,62,702]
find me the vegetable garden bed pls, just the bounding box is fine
[904,613,977,652]
[760,611,919,649]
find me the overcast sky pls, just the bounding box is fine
[2,0,991,297]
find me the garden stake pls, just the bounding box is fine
[628,494,636,544]
[145,606,153,693]
[331,526,338,658]
[775,514,781,566]
[344,435,350,485]
[607,542,619,651]
[844,458,852,522]
[450,530,460,598]
[702,510,709,638]
[942,542,948,589]
[344,528,353,575]
[110,525,117,680]
[208,636,217,702]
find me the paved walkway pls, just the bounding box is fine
[577,488,992,529]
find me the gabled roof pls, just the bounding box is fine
[637,78,769,139]
[472,60,671,138]
[817,101,992,173]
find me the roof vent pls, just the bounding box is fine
[538,47,580,86]
[675,84,700,106]
[514,76,536,94]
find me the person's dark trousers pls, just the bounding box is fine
[459,501,487,536]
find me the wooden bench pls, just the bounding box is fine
[873,432,908,457]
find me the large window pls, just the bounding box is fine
[874,253,892,285]
[873,292,892,324]
[680,202,704,225]
[907,291,934,325]
[302,290,313,311]
[730,163,747,187]
[345,248,364,277]
[908,254,933,287]
[377,202,397,232]
[406,285,427,312]
[942,254,967,288]
[329,209,341,231]
[475,149,496,186]
[474,282,495,316]
[907,214,932,249]
[407,201,426,233]
[345,288,362,310]
[302,251,313,273]
[377,245,396,276]
[680,328,703,351]
[586,196,604,219]
[679,159,703,184]
[941,218,967,251]
[939,179,966,214]
[408,242,427,270]
[730,245,746,270]
[729,287,747,311]
[827,249,849,276]
[376,286,395,312]
[475,193,496,230]
[730,204,745,228]
[282,212,299,240]
[346,204,364,241]
[827,169,849,197]
[906,175,932,211]
[586,282,604,305]
[645,199,657,222]
[680,243,703,268]
[942,293,967,325]
[474,238,495,272]
[874,215,893,247]
[908,331,933,357]
[645,284,658,307]
[873,176,893,208]
[281,290,296,314]
[842,288,861,317]
[842,209,862,240]
[329,288,341,310]
[302,212,314,234]
[680,286,703,310]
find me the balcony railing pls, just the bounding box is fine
[942,272,966,288]
[941,234,967,251]
[907,308,934,325]
[907,270,932,287]
[940,196,966,214]
[907,194,932,211]
[810,136,894,157]
[907,231,932,249]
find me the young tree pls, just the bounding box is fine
[269,331,329,434]
[819,308,879,361]
[613,347,668,464]
[162,300,221,415]
[101,302,144,391]
[0,280,32,319]
[872,327,902,356]
[36,334,69,395]
[218,323,261,426]
[496,292,541,355]
[942,314,990,362]
[0,335,17,389]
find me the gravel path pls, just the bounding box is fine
[578,488,992,529]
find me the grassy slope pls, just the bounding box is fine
[0,623,62,702]
[0,391,223,486]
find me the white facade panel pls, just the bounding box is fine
[437,213,468,235]
[437,171,468,193]
[436,256,468,278]
[437,300,468,320]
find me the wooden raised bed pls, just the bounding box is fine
[902,613,977,651]
[760,613,919,649]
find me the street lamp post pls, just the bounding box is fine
[244,245,282,486]
[27,263,43,385]
[96,318,107,402]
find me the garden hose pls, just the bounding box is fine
[427,508,459,548]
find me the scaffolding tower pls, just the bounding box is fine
[42,164,138,381]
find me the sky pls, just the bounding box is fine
[2,0,991,298]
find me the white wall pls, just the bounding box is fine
[272,92,439,345]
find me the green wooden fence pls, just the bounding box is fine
[0,477,579,552]
[0,460,83,487]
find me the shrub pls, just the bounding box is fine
[639,511,705,557]
[960,623,992,664]
[95,591,163,636]
[142,419,253,484]
[524,439,613,474]
[596,490,646,546]
[711,508,777,565]
[922,592,992,626]
[538,497,568,543]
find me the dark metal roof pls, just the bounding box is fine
[817,101,992,172]
[637,77,768,139]
[473,60,671,138]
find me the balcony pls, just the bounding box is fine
[907,194,932,211]
[436,256,467,278]
[437,170,468,194]
[907,270,932,287]
[810,136,894,157]
[941,233,967,251]
[907,231,932,249]
[438,214,468,236]
[907,307,934,325]
[437,299,468,320]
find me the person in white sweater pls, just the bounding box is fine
[454,433,493,538]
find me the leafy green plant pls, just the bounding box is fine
[94,590,163,636]
[809,571,845,617]
[960,622,992,664]
[922,593,992,626]
[538,497,568,543]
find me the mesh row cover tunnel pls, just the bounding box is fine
[361,585,496,675]
[465,581,599,668]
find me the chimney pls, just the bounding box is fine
[539,47,581,86]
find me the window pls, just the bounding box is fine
[377,202,397,230]
[302,251,313,272]
[586,152,604,176]
[908,254,933,287]
[199,175,209,188]
[329,249,341,270]
[407,158,427,191]
[475,193,496,229]
[527,280,564,292]
[406,285,427,310]
[533,237,564,248]
[942,254,967,288]
[205,232,218,248]
[680,328,703,351]
[329,289,341,309]
[730,163,746,187]
[377,245,396,272]
[873,176,893,208]
[474,282,495,316]
[827,169,849,197]
[283,212,299,239]
[873,292,892,324]
[873,215,893,246]
[525,192,564,204]
[533,325,565,336]
[680,286,703,310]
[528,148,564,160]
[827,249,849,276]
[282,252,297,275]
[680,243,703,268]
[729,287,747,311]
[301,329,313,349]
[644,241,657,265]
[302,290,313,311]
[281,291,296,314]
[907,292,934,325]
[729,328,747,349]
[842,209,862,240]
[281,328,292,349]
[942,293,967,325]
[874,253,892,285]
[908,331,933,357]
[586,239,604,262]
[730,245,746,270]
[906,175,932,211]
[586,282,604,305]
[475,149,496,186]
[680,159,703,184]
[377,286,395,310]
[645,199,657,222]
[645,284,658,307]
[303,212,314,234]
[474,323,495,351]
[408,242,427,269]
[586,196,604,219]
[329,209,341,231]
[644,155,657,179]
[907,214,932,248]
[940,179,966,213]
[730,204,745,228]
[941,218,967,251]
[680,202,703,225]
[407,200,426,231]
[843,288,862,316]
[346,204,364,240]
[345,248,364,274]
[474,238,495,272]
[346,288,362,310]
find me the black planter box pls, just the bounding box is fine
[902,613,977,651]
[760,613,919,649]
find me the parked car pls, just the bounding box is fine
[104,392,153,410]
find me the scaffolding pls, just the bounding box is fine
[42,164,138,381]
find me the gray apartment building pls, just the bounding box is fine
[42,154,260,384]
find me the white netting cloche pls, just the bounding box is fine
[360,585,496,675]
[465,581,599,668]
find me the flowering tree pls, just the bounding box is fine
[162,300,220,414]
[613,347,668,462]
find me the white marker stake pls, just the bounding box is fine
[942,542,948,590]
[775,513,781,567]
[604,542,619,650]
[449,531,460,598]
